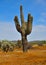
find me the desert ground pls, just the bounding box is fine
[0,45,46,65]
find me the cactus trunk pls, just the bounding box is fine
[22,35,28,52]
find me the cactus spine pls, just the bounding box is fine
[14,5,33,52]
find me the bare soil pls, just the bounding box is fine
[0,45,46,65]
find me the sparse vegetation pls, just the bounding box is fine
[0,40,16,52]
[16,40,22,48]
[0,41,46,65]
[0,40,46,52]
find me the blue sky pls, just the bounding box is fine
[0,0,46,41]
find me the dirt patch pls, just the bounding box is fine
[0,46,46,65]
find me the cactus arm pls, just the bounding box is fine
[20,5,24,24]
[26,14,33,35]
[14,5,33,52]
[14,16,22,33]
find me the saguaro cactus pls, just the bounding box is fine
[14,5,33,52]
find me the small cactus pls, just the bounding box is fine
[14,5,33,52]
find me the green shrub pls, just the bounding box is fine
[9,45,14,51]
[1,44,9,52]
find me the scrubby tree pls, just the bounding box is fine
[14,5,33,52]
[8,43,14,51]
[17,40,22,48]
[0,41,1,48]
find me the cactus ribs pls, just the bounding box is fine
[14,5,33,52]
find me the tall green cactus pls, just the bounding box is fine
[14,5,33,52]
